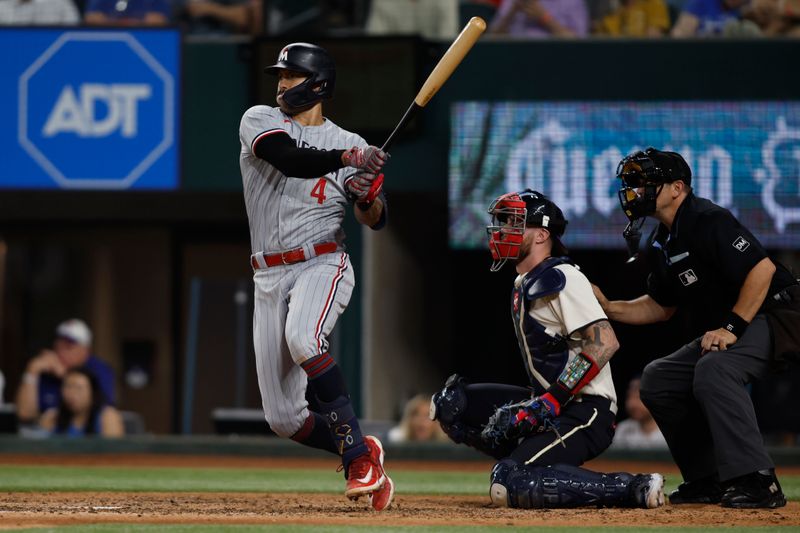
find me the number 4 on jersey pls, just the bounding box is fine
[311,178,327,204]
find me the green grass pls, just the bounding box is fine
[0,465,489,494]
[1,464,800,500]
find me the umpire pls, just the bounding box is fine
[593,147,800,509]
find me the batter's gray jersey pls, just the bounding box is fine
[239,105,367,253]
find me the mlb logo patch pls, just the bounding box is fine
[679,269,698,286]
[733,236,750,252]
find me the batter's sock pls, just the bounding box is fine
[301,353,369,472]
[289,412,337,454]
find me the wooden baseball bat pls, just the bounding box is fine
[380,16,487,152]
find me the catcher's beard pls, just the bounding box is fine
[515,231,534,266]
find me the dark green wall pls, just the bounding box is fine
[182,42,252,191]
[182,39,800,194]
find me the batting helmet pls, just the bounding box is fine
[617,147,691,222]
[486,189,569,272]
[265,43,336,111]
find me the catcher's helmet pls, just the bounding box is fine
[617,147,691,222]
[486,189,569,272]
[265,42,336,111]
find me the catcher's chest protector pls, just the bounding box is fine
[511,257,573,390]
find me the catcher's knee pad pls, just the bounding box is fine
[490,462,641,509]
[430,373,467,425]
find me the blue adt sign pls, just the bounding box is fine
[1,29,179,190]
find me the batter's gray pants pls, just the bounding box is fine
[639,314,774,482]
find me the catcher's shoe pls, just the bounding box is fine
[669,476,724,504]
[365,436,394,511]
[629,473,665,509]
[344,436,386,500]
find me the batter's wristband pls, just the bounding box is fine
[723,312,749,338]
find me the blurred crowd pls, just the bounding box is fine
[0,0,798,38]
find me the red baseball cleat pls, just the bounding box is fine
[344,436,386,500]
[365,436,394,511]
[370,473,395,511]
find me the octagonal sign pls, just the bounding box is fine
[19,32,176,189]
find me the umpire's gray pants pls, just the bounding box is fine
[640,314,774,482]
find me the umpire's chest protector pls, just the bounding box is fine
[511,257,573,392]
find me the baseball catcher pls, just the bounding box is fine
[430,189,665,509]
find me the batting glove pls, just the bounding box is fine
[357,173,384,210]
[345,170,376,200]
[341,146,389,174]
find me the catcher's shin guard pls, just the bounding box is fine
[490,460,665,509]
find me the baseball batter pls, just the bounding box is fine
[431,189,665,509]
[239,42,393,511]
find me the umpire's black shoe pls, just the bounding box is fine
[668,476,724,504]
[721,470,786,509]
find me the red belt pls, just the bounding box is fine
[251,242,338,269]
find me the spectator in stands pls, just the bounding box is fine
[387,394,449,443]
[671,0,750,36]
[611,376,668,450]
[182,0,261,34]
[84,0,170,25]
[749,0,800,35]
[38,367,124,437]
[15,319,115,424]
[461,0,502,28]
[365,0,459,40]
[489,0,589,37]
[0,0,79,24]
[595,0,670,36]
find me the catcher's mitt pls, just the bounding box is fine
[481,396,558,445]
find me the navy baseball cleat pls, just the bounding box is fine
[721,470,786,509]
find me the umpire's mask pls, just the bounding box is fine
[617,147,692,223]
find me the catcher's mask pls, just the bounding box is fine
[486,189,568,272]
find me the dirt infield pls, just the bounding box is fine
[1,455,799,529]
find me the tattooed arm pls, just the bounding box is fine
[575,320,620,369]
[537,320,619,414]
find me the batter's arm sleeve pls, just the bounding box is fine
[253,132,345,179]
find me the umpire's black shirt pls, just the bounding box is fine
[645,192,796,339]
